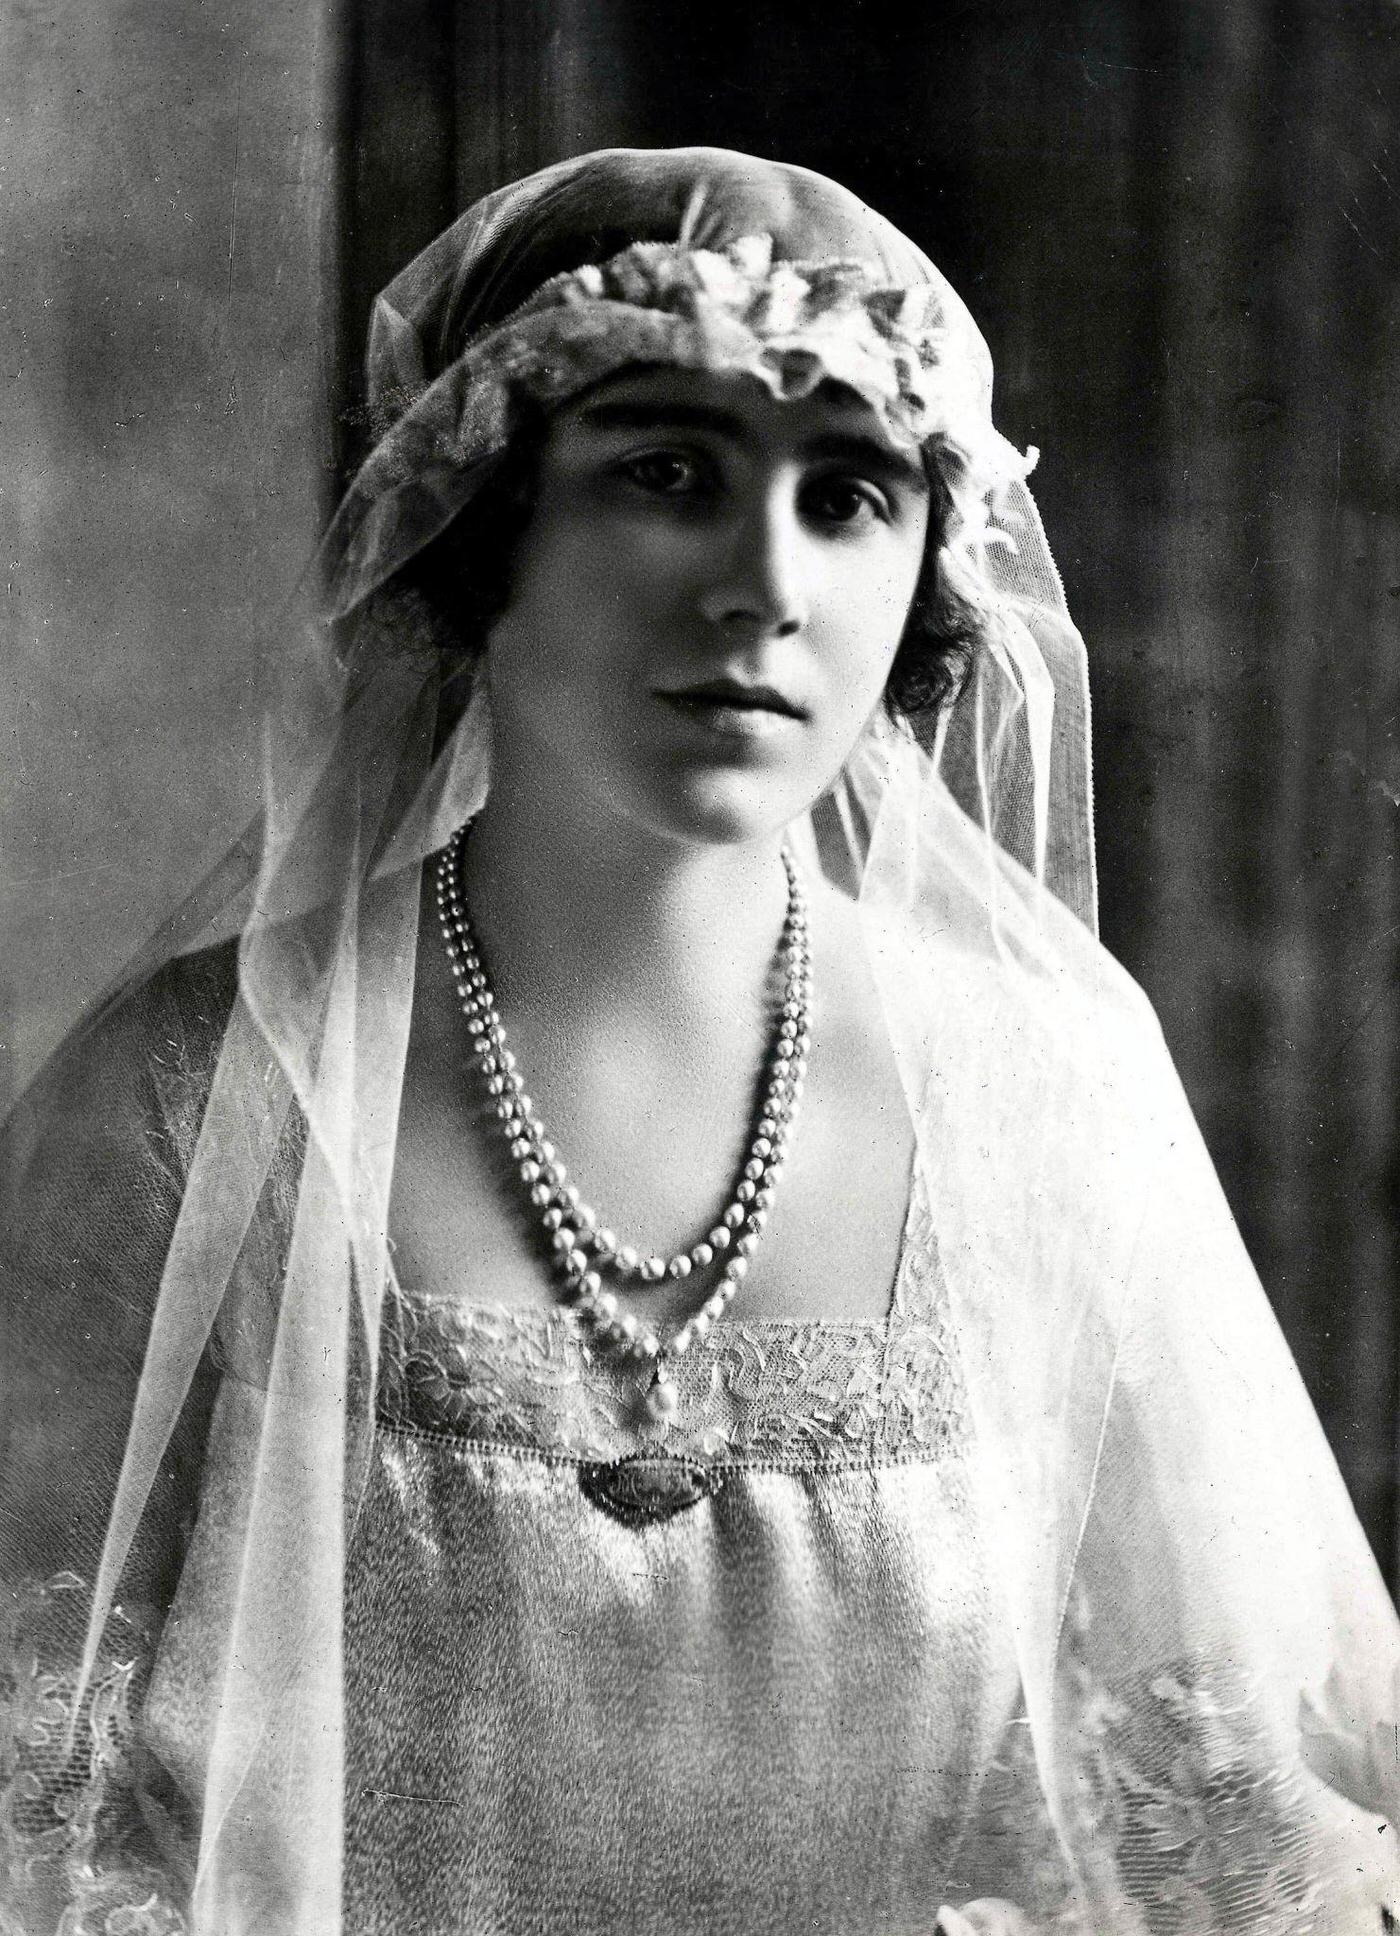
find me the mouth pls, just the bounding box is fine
[656,680,808,722]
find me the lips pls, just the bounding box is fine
[656,679,807,720]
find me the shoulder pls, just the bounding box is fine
[1,941,241,1255]
[0,945,240,1594]
[859,881,1194,1264]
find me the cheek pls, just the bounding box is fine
[815,545,924,711]
[483,520,681,761]
[503,507,694,666]
[488,524,617,695]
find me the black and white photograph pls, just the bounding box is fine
[2,4,1398,1931]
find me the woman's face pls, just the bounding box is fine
[483,365,931,848]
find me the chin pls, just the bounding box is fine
[623,764,819,850]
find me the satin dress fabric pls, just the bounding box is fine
[145,1161,1031,1936]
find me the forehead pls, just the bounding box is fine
[551,364,924,470]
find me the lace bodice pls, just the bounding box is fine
[375,1159,957,1467]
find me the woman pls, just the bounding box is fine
[2,146,1398,1936]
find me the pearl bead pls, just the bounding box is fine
[544,1206,565,1231]
[692,1243,714,1269]
[736,1181,756,1203]
[636,1335,660,1361]
[669,1256,692,1279]
[641,1257,666,1283]
[703,1293,726,1320]
[520,1160,541,1184]
[743,1158,764,1181]
[671,1325,693,1357]
[737,1232,759,1256]
[723,1205,744,1230]
[540,1141,556,1164]
[551,1227,576,1253]
[582,1271,602,1296]
[691,1313,712,1342]
[753,1138,772,1159]
[618,1246,639,1273]
[530,1182,553,1207]
[511,1138,531,1160]
[709,1227,731,1251]
[619,1312,639,1341]
[564,1184,581,1208]
[726,1255,749,1282]
[595,1289,618,1319]
[645,1373,680,1420]
[595,1228,618,1255]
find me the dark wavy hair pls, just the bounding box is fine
[395,402,983,730]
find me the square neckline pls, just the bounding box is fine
[375,1153,958,1468]
[384,1143,927,1344]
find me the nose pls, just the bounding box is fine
[697,491,809,637]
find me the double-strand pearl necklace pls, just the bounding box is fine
[434,824,812,1420]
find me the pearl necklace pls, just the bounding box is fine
[434,825,812,1419]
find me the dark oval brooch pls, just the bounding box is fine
[578,1455,726,1527]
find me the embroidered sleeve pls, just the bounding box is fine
[0,1573,188,1935]
[952,1585,1398,1935]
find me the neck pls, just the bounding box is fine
[459,765,792,1039]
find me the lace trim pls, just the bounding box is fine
[0,1574,186,1935]
[1060,1644,1329,1933]
[959,1583,1393,1936]
[376,1165,969,1465]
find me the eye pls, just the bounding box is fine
[803,475,890,529]
[617,449,709,497]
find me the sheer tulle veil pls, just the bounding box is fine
[3,147,1398,1934]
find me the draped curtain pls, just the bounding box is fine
[332,0,1400,1586]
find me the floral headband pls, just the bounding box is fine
[326,233,1036,618]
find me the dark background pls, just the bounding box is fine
[333,0,1400,1581]
[5,0,1397,1581]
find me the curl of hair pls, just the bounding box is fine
[393,407,990,732]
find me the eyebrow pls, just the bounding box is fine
[575,398,930,491]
